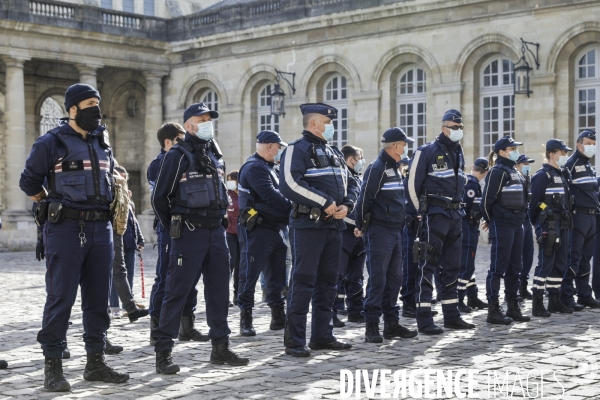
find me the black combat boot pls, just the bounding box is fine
[105,338,123,355]
[332,314,346,328]
[83,353,129,383]
[155,350,180,374]
[178,313,210,341]
[150,316,159,346]
[347,313,365,323]
[365,322,383,343]
[467,294,488,309]
[506,298,531,322]
[486,302,512,325]
[270,305,285,330]
[402,302,416,318]
[210,343,250,366]
[0,359,7,369]
[240,309,256,336]
[44,357,71,392]
[128,307,149,323]
[458,292,472,314]
[519,280,533,300]
[444,317,475,330]
[563,298,585,312]
[383,320,418,339]
[531,292,551,317]
[578,296,600,309]
[62,346,70,359]
[547,292,573,314]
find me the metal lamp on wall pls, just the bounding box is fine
[270,69,296,117]
[514,38,540,97]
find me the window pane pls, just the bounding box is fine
[101,0,113,8]
[144,0,154,16]
[123,0,134,13]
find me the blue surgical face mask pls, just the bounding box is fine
[521,165,531,175]
[508,150,520,162]
[558,155,568,167]
[322,123,335,142]
[194,121,214,141]
[583,145,596,158]
[354,159,366,173]
[401,152,409,160]
[274,147,284,163]
[449,129,463,142]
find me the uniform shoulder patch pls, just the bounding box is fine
[384,168,396,177]
[554,176,562,183]
[467,189,475,198]
[575,165,586,173]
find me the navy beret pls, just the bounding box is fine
[299,102,337,119]
[494,136,523,152]
[64,83,100,110]
[578,129,596,141]
[473,157,489,170]
[442,109,462,124]
[381,127,414,144]
[546,139,572,152]
[516,154,535,164]
[183,102,218,123]
[257,130,287,146]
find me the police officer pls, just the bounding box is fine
[19,83,129,391]
[279,102,357,357]
[515,155,535,301]
[457,157,489,313]
[482,137,530,324]
[563,129,600,309]
[594,176,600,300]
[332,144,366,327]
[0,218,5,370]
[147,123,209,346]
[529,139,575,316]
[407,109,474,334]
[151,102,248,373]
[237,130,292,336]
[356,127,418,343]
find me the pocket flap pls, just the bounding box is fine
[184,183,207,194]
[61,175,85,186]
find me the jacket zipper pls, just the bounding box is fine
[87,137,101,203]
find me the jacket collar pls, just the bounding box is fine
[252,152,275,167]
[379,149,400,168]
[302,130,327,144]
[496,156,516,169]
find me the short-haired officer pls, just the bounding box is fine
[482,136,530,324]
[151,102,249,373]
[332,144,366,327]
[279,102,357,357]
[407,109,474,334]
[237,130,292,336]
[594,177,600,300]
[147,123,208,346]
[515,154,536,300]
[457,157,489,313]
[356,127,418,343]
[529,139,575,316]
[563,129,600,309]
[20,83,129,391]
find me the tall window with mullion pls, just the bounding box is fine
[397,67,426,155]
[194,89,219,140]
[324,74,348,148]
[258,83,279,133]
[575,46,600,170]
[480,58,515,156]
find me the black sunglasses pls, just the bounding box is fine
[443,125,464,130]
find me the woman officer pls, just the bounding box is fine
[481,136,530,325]
[528,139,575,316]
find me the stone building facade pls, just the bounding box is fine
[0,0,599,249]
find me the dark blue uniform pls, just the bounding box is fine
[279,130,357,348]
[529,164,572,295]
[407,133,466,329]
[151,132,231,351]
[594,177,600,299]
[520,171,535,288]
[458,175,482,298]
[333,167,365,320]
[563,151,599,303]
[482,157,527,303]
[400,180,418,312]
[147,150,199,320]
[237,153,292,311]
[356,150,405,323]
[20,120,114,358]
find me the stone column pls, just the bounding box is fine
[142,72,164,213]
[218,104,245,170]
[75,63,100,88]
[351,90,381,162]
[3,56,29,214]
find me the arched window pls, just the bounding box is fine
[480,58,515,155]
[397,66,426,154]
[324,74,348,147]
[257,83,279,133]
[194,89,219,139]
[39,97,65,136]
[575,45,600,170]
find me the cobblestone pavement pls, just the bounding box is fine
[1,243,600,399]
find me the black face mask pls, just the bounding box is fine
[74,105,102,132]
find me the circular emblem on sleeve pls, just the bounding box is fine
[467,189,475,198]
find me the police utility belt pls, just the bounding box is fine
[35,200,111,226]
[169,214,224,239]
[239,208,280,232]
[427,197,465,210]
[574,207,597,215]
[291,203,333,223]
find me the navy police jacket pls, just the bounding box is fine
[407,133,466,219]
[238,153,292,225]
[529,163,571,226]
[462,174,482,221]
[152,132,228,230]
[343,167,362,230]
[356,150,405,230]
[147,149,166,194]
[20,119,113,211]
[481,156,527,225]
[566,150,599,210]
[279,131,357,230]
